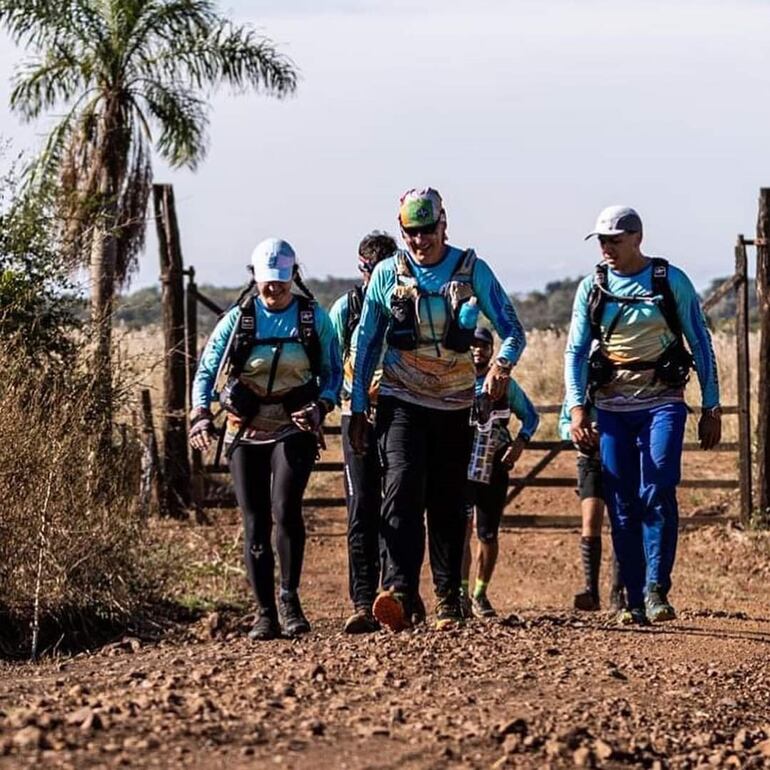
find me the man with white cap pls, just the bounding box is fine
[189,238,342,640]
[564,206,721,625]
[349,188,526,631]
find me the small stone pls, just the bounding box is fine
[12,725,45,750]
[499,717,528,737]
[241,746,255,756]
[66,706,95,727]
[594,739,614,760]
[755,738,770,758]
[573,747,594,768]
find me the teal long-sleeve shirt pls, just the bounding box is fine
[352,246,526,412]
[563,258,720,413]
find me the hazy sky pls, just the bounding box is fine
[1,0,770,295]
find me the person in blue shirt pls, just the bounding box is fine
[462,327,539,618]
[349,188,526,631]
[564,206,721,625]
[189,238,342,641]
[329,231,401,634]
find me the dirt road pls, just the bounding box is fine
[1,513,769,769]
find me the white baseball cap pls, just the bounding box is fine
[250,238,296,282]
[585,206,643,240]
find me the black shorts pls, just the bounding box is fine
[467,463,509,543]
[576,449,603,501]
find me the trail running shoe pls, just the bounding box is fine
[373,590,411,632]
[609,585,627,612]
[645,585,676,623]
[435,593,464,630]
[471,593,497,618]
[410,593,426,627]
[616,607,650,627]
[343,607,380,634]
[459,589,473,620]
[248,608,281,641]
[278,594,311,637]
[573,589,601,612]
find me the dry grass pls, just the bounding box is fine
[0,344,168,656]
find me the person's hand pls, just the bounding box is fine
[482,358,511,401]
[291,402,324,432]
[348,411,370,455]
[189,408,216,451]
[570,406,598,451]
[499,436,526,470]
[698,408,722,450]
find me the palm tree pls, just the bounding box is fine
[0,0,297,426]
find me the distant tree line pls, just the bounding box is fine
[114,273,758,334]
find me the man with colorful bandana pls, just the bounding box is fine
[349,188,526,631]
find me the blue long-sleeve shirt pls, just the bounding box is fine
[352,246,526,412]
[192,295,342,443]
[564,258,720,413]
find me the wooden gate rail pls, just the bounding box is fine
[184,248,751,522]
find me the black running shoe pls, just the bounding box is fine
[343,607,380,634]
[248,608,280,641]
[435,592,464,630]
[278,594,311,637]
[574,589,601,611]
[609,585,627,612]
[459,589,473,620]
[471,593,497,618]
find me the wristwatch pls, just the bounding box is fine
[702,406,722,418]
[494,357,512,372]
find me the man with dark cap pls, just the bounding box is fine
[461,326,539,617]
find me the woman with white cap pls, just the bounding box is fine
[189,238,342,640]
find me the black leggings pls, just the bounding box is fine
[229,432,317,610]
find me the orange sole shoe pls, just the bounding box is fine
[372,591,411,632]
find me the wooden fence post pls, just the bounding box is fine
[140,388,165,517]
[755,189,770,527]
[735,236,752,523]
[185,268,207,523]
[153,184,191,518]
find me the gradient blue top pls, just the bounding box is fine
[564,258,720,413]
[192,295,342,442]
[352,246,526,411]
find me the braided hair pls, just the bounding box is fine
[292,264,316,301]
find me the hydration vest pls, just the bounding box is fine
[342,285,364,358]
[585,257,693,401]
[386,249,477,353]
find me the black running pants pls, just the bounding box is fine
[376,396,472,597]
[229,432,317,610]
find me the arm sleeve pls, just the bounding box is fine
[564,277,594,413]
[314,306,344,406]
[191,307,240,410]
[472,258,526,365]
[328,294,348,354]
[508,379,540,439]
[351,264,390,412]
[670,267,720,408]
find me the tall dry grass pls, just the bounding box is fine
[0,344,165,656]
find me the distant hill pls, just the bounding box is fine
[114,273,756,333]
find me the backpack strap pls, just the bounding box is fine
[587,263,607,340]
[343,285,364,356]
[296,294,322,378]
[227,287,259,379]
[650,257,683,339]
[453,248,477,280]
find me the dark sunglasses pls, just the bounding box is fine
[402,221,440,237]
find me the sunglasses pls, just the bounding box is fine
[402,221,440,237]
